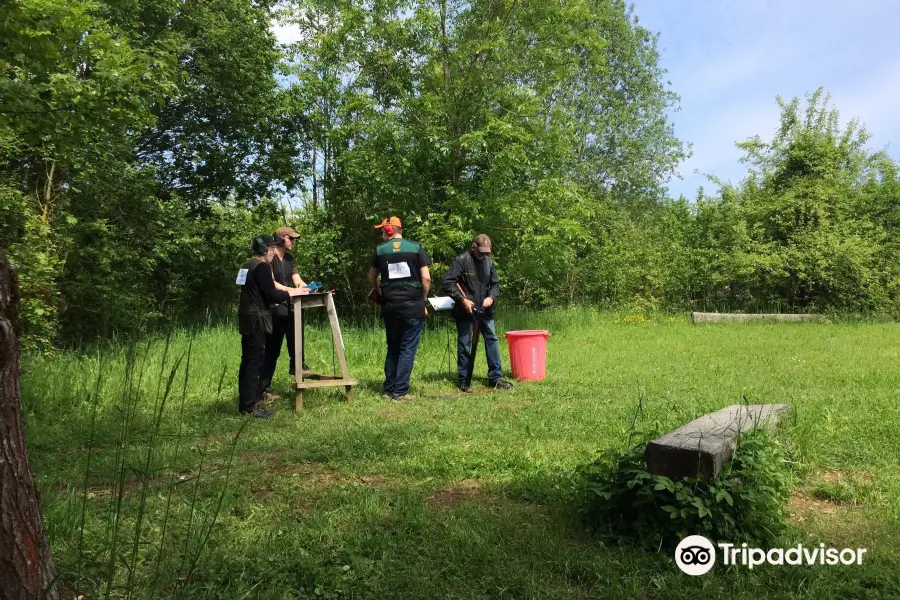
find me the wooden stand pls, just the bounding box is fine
[291,292,357,410]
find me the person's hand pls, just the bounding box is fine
[483,297,494,309]
[463,298,475,314]
[287,287,304,297]
[299,286,310,295]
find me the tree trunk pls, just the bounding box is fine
[0,249,60,600]
[311,141,318,212]
[439,0,457,188]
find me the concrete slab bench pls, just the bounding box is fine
[691,312,824,324]
[644,404,791,482]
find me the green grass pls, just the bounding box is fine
[23,310,900,599]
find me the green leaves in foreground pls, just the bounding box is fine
[579,429,794,549]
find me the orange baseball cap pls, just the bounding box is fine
[374,216,402,229]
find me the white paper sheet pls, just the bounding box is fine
[428,296,455,311]
[388,262,412,279]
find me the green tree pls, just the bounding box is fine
[732,89,892,311]
[279,0,688,308]
[0,0,177,348]
[674,89,899,314]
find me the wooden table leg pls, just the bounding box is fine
[345,385,354,404]
[293,296,303,411]
[327,294,351,381]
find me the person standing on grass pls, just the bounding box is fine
[259,226,310,401]
[237,234,304,418]
[368,216,432,401]
[442,234,512,393]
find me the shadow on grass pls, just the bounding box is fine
[33,398,900,600]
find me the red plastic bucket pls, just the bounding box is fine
[504,330,551,381]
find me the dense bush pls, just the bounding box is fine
[578,430,794,549]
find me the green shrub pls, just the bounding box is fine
[578,429,793,549]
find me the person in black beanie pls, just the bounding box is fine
[236,235,304,418]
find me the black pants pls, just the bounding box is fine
[238,323,267,413]
[259,309,303,391]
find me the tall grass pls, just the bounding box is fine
[29,332,247,599]
[22,310,900,599]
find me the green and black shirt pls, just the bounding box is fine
[371,238,431,319]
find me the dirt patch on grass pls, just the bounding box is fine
[63,468,196,501]
[243,451,347,492]
[49,446,392,505]
[788,492,841,520]
[246,451,392,499]
[375,406,411,420]
[57,450,337,500]
[251,463,346,499]
[428,478,490,509]
[358,474,384,486]
[788,491,872,547]
[809,469,875,505]
[819,469,874,484]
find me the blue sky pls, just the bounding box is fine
[629,0,900,199]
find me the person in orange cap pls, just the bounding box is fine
[368,216,432,401]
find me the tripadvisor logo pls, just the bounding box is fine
[675,536,716,575]
[675,535,867,575]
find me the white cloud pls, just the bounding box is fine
[271,19,305,45]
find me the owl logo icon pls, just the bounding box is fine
[675,536,716,575]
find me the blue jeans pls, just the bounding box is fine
[456,316,503,386]
[383,316,425,397]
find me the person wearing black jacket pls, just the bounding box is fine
[442,234,512,393]
[259,226,309,400]
[237,235,304,418]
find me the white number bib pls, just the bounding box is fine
[235,268,249,285]
[387,262,412,279]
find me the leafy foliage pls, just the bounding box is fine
[579,429,794,549]
[278,0,688,309]
[2,0,899,349]
[0,0,288,347]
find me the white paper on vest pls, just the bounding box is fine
[387,262,411,279]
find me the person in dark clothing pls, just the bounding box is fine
[259,226,310,400]
[442,234,512,393]
[368,216,432,401]
[237,235,304,418]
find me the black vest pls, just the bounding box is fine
[374,238,426,318]
[237,257,274,335]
